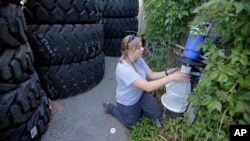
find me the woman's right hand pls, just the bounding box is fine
[166,67,179,75]
[169,71,190,81]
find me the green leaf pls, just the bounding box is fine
[211,52,219,61]
[240,91,250,101]
[241,23,250,36]
[188,94,201,106]
[218,73,228,83]
[233,2,244,13]
[201,96,213,106]
[182,10,189,16]
[217,50,225,58]
[243,112,250,123]
[230,56,240,64]
[240,55,248,66]
[208,99,222,112]
[209,69,220,80]
[178,14,181,19]
[235,93,250,112]
[237,76,247,88]
[217,65,224,72]
[205,63,213,70]
[224,68,238,76]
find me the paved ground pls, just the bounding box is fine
[41,56,128,141]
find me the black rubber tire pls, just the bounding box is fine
[0,83,18,94]
[103,18,138,38]
[103,0,139,18]
[22,0,103,24]
[0,72,44,141]
[37,53,105,100]
[103,38,122,57]
[4,93,51,141]
[0,43,34,86]
[0,3,28,48]
[0,0,21,5]
[27,24,103,66]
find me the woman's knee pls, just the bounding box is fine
[155,107,163,117]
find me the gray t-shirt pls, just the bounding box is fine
[115,58,149,106]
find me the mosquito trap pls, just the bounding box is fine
[161,21,212,119]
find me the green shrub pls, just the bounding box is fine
[129,0,250,140]
[188,0,250,140]
[143,0,203,70]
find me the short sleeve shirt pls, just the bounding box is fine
[115,58,149,106]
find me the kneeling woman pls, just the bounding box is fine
[103,35,190,128]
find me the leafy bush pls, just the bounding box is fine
[144,0,202,44]
[143,0,203,70]
[128,0,250,140]
[188,0,250,140]
[127,116,159,141]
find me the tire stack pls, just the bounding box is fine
[21,0,105,100]
[0,1,51,141]
[102,0,139,57]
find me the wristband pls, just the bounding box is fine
[165,68,169,76]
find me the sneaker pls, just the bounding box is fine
[102,102,110,114]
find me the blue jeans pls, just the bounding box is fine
[107,91,162,128]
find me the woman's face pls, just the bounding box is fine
[131,42,144,59]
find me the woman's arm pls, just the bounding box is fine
[132,71,190,92]
[146,68,178,80]
[146,68,166,80]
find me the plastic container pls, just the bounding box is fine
[165,80,191,98]
[161,65,191,114]
[161,91,189,113]
[183,31,205,59]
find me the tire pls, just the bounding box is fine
[0,43,34,86]
[0,0,21,5]
[37,53,105,100]
[103,18,138,38]
[0,3,28,48]
[103,0,139,18]
[0,72,44,141]
[4,93,51,141]
[27,24,103,66]
[22,0,103,24]
[103,38,122,57]
[0,83,18,94]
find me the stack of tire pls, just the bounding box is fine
[21,0,105,100]
[0,1,51,141]
[102,0,139,57]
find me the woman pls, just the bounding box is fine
[103,35,190,128]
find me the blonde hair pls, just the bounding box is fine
[119,35,142,73]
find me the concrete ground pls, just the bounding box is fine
[41,56,128,141]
